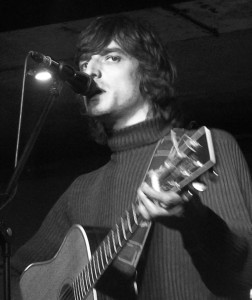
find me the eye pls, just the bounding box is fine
[79,61,88,71]
[106,55,121,62]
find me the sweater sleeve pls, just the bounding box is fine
[179,129,252,296]
[0,183,73,300]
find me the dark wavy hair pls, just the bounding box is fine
[75,14,182,142]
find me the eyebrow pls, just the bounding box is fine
[99,47,127,56]
[79,47,127,63]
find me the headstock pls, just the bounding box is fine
[147,126,216,194]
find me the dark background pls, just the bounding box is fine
[0,0,252,253]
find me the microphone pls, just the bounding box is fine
[30,51,102,98]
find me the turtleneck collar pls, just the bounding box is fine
[107,117,171,152]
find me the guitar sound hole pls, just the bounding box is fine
[59,283,75,300]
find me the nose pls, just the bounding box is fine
[84,57,101,79]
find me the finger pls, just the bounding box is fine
[140,182,182,208]
[137,188,170,218]
[137,200,151,220]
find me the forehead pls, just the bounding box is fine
[106,40,123,50]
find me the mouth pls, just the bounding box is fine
[85,76,105,98]
[87,88,105,101]
[96,87,105,95]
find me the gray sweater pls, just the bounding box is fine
[4,117,252,299]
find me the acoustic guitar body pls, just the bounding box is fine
[20,225,97,300]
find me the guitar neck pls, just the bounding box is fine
[73,203,144,297]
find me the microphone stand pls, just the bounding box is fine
[0,222,12,300]
[0,79,62,300]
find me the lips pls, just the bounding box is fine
[87,88,105,102]
[93,87,105,97]
[96,87,105,95]
[86,78,104,98]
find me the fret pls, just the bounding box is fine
[85,265,91,289]
[80,277,85,299]
[88,261,95,286]
[132,203,138,225]
[95,250,101,275]
[81,270,87,296]
[76,276,83,300]
[126,210,132,233]
[107,235,113,259]
[76,276,81,299]
[92,256,98,279]
[122,214,129,232]
[99,246,105,269]
[121,217,127,240]
[103,241,109,264]
[116,224,122,247]
[111,230,117,253]
[73,280,78,300]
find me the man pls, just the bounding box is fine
[2,14,252,299]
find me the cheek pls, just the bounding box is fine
[129,69,142,92]
[115,80,140,100]
[124,70,141,91]
[129,76,142,98]
[106,66,141,98]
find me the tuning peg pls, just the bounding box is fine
[208,167,219,181]
[209,167,218,176]
[185,137,201,153]
[191,180,207,192]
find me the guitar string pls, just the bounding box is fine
[59,204,141,299]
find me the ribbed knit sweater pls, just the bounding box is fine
[7,117,252,299]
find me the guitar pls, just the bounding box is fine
[20,126,216,300]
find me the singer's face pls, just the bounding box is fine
[79,40,150,129]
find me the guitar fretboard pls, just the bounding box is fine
[72,203,143,299]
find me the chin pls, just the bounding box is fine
[87,106,110,117]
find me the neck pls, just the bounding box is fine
[112,101,152,130]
